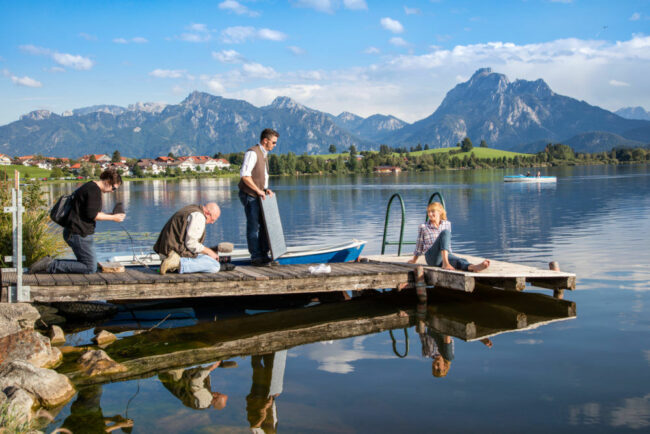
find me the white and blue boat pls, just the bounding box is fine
[504,174,556,183]
[110,239,366,267]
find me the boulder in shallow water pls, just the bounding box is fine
[0,360,75,408]
[0,329,62,369]
[78,349,127,377]
[48,326,66,345]
[0,303,40,338]
[92,330,117,346]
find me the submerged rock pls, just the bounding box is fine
[48,326,66,345]
[0,329,62,369]
[92,330,117,346]
[78,350,127,377]
[0,360,75,408]
[33,304,66,327]
[0,303,40,338]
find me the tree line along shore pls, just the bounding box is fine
[2,141,649,183]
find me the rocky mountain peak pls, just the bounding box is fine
[127,102,168,113]
[338,111,363,122]
[19,110,57,121]
[181,91,220,106]
[269,96,304,110]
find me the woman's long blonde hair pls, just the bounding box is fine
[427,202,447,221]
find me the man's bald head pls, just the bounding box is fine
[203,203,221,224]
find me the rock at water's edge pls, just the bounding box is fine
[93,330,117,346]
[48,326,66,345]
[0,303,40,338]
[0,360,76,408]
[0,329,62,369]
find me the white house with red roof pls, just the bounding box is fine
[0,154,12,165]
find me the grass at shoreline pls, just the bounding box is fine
[317,147,531,159]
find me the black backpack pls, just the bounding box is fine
[50,193,74,226]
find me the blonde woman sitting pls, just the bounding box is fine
[408,202,490,272]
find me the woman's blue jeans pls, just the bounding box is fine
[424,229,470,271]
[48,228,97,274]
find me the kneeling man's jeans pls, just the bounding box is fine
[180,254,221,273]
[424,229,470,271]
[48,228,97,274]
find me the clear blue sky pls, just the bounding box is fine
[1,0,649,125]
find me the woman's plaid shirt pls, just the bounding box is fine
[413,220,452,256]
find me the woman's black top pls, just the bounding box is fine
[66,181,102,236]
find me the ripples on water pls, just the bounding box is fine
[44,165,650,432]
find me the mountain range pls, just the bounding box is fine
[1,68,648,158]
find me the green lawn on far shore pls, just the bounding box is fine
[1,165,51,179]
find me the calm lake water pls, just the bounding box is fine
[45,165,650,432]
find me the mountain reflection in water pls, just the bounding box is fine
[50,288,575,432]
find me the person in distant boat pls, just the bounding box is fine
[159,361,228,410]
[238,128,279,267]
[154,202,235,274]
[537,171,541,177]
[30,168,126,274]
[526,171,531,177]
[407,202,490,272]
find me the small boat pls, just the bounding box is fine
[110,239,366,267]
[504,175,557,183]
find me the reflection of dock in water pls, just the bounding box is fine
[61,289,576,386]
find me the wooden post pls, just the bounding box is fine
[549,261,564,299]
[415,266,426,303]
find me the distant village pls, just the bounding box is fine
[0,152,232,178]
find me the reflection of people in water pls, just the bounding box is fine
[159,361,228,410]
[61,384,134,432]
[419,327,455,378]
[418,321,493,378]
[246,350,287,433]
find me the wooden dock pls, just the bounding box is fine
[0,255,576,303]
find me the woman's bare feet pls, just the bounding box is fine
[468,259,490,272]
[442,263,456,271]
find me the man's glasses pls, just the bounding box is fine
[111,185,118,191]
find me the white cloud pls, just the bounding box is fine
[380,17,404,34]
[218,0,260,17]
[149,69,187,78]
[48,66,65,73]
[288,45,306,55]
[78,32,97,41]
[242,62,277,78]
[364,46,380,54]
[258,28,288,41]
[113,38,128,44]
[221,26,287,43]
[630,12,641,21]
[609,79,630,87]
[202,75,225,93]
[132,37,148,44]
[179,23,213,42]
[390,37,409,47]
[343,0,367,10]
[212,49,245,63]
[404,6,421,15]
[20,45,94,70]
[291,0,334,14]
[51,52,94,70]
[221,26,256,43]
[4,69,43,88]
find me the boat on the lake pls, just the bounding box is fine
[110,239,366,267]
[503,174,557,183]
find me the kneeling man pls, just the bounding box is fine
[154,203,234,274]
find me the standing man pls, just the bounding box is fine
[154,202,235,274]
[239,128,278,266]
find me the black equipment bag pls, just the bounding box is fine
[50,193,74,226]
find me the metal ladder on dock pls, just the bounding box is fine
[381,191,446,256]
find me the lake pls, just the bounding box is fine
[45,165,650,432]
